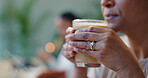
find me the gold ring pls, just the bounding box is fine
[90,41,96,50]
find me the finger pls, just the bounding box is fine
[66,27,75,34]
[75,26,110,33]
[63,51,75,59]
[65,32,105,41]
[65,27,75,42]
[63,43,74,51]
[69,41,104,51]
[62,51,76,63]
[69,41,90,50]
[73,47,101,57]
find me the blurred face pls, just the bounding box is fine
[55,17,72,38]
[101,0,148,33]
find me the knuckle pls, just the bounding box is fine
[85,42,90,49]
[80,49,89,54]
[76,48,81,52]
[85,50,91,54]
[80,49,87,54]
[75,30,81,34]
[88,26,95,31]
[71,34,76,39]
[71,42,78,47]
[82,33,89,40]
[94,42,98,50]
[75,48,83,53]
[63,43,73,51]
[74,42,78,46]
[68,45,73,50]
[81,49,86,53]
[68,34,75,40]
[69,41,74,45]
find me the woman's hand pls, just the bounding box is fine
[65,26,141,72]
[62,27,76,64]
[63,27,88,78]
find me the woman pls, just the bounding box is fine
[63,0,148,78]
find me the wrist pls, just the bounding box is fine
[74,65,87,71]
[71,65,88,78]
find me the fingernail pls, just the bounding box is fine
[68,27,74,34]
[71,29,75,34]
[68,27,73,30]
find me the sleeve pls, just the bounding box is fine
[143,70,148,78]
[139,58,148,78]
[87,68,98,78]
[87,65,117,78]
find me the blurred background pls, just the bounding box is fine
[0,0,104,78]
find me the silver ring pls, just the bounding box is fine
[90,41,96,50]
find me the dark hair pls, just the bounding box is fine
[60,12,78,21]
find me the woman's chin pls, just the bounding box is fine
[107,23,120,32]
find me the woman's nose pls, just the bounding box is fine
[101,0,115,8]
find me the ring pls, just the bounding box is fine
[90,41,96,50]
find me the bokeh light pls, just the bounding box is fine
[45,42,55,53]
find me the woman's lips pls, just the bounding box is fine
[105,14,119,22]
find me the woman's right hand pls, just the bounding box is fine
[63,43,76,63]
[63,28,88,78]
[62,27,76,64]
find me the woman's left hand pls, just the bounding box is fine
[65,26,140,72]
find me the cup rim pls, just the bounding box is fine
[73,19,106,22]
